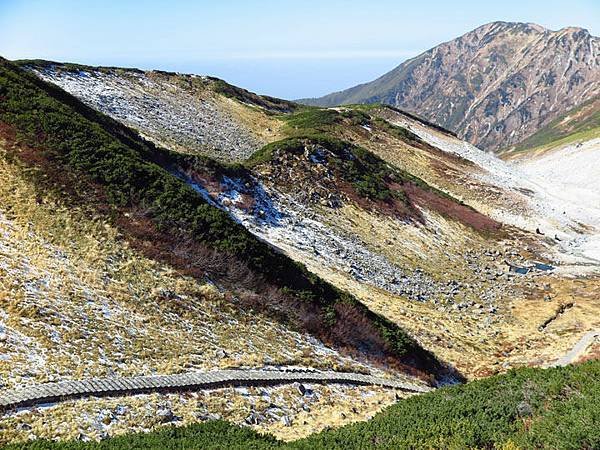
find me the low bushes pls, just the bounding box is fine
[6,361,599,449]
[0,58,437,373]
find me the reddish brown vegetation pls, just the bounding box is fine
[116,214,433,379]
[404,183,502,232]
[339,179,420,222]
[1,129,435,380]
[575,343,600,364]
[118,212,432,378]
[183,168,257,212]
[183,169,222,198]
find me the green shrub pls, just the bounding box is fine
[208,77,296,113]
[282,108,340,131]
[0,57,428,368]
[3,420,278,449]
[294,360,600,449]
[246,135,459,207]
[6,361,599,449]
[372,117,421,143]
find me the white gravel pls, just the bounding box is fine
[387,112,600,270]
[28,66,264,161]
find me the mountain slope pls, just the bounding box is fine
[6,59,600,445]
[24,61,600,383]
[19,59,291,162]
[504,97,600,266]
[1,58,456,443]
[4,58,452,370]
[301,21,600,151]
[503,93,600,155]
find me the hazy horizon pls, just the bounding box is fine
[1,0,598,99]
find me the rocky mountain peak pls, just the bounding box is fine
[302,22,599,151]
[474,21,547,35]
[557,25,590,35]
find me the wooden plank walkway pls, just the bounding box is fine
[0,369,431,411]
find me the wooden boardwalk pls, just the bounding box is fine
[0,369,431,411]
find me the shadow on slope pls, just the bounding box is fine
[0,57,459,382]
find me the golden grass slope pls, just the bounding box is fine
[0,142,390,389]
[0,382,403,444]
[0,140,424,444]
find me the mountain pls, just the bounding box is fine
[301,22,600,151]
[503,93,600,155]
[21,60,600,371]
[0,58,446,442]
[2,59,600,445]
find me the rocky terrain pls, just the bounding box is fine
[502,93,600,263]
[502,93,600,156]
[301,21,600,152]
[375,106,600,266]
[0,131,418,445]
[1,382,405,443]
[26,64,279,162]
[0,138,404,378]
[24,61,600,378]
[0,60,431,446]
[2,59,599,446]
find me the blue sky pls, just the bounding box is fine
[1,0,598,99]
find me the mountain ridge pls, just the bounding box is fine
[301,21,600,151]
[3,57,600,445]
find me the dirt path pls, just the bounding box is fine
[551,330,600,367]
[0,369,431,411]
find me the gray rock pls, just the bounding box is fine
[517,401,533,417]
[245,411,265,425]
[156,407,176,423]
[281,415,292,427]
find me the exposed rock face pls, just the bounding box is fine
[302,22,600,151]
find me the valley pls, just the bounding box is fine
[21,61,600,380]
[0,43,598,448]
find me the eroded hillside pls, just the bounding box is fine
[0,59,441,444]
[25,61,600,383]
[24,61,287,162]
[0,141,418,443]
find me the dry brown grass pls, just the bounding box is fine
[0,384,400,444]
[0,143,385,391]
[331,271,600,378]
[278,203,600,379]
[0,139,426,444]
[215,95,285,144]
